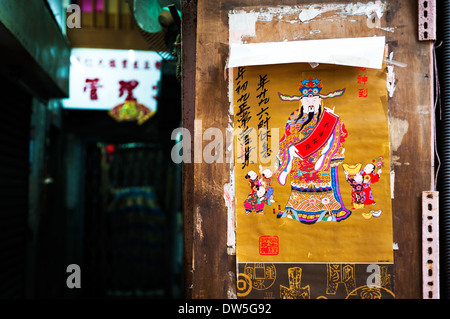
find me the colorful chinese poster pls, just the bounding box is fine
[233,62,394,299]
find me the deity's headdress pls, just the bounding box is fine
[299,78,322,97]
[278,77,345,101]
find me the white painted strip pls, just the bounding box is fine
[228,36,386,69]
[422,191,440,299]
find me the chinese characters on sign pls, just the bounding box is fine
[256,73,271,161]
[357,67,368,98]
[235,66,254,169]
[62,48,162,114]
[84,78,102,100]
[236,68,274,169]
[118,80,139,101]
[78,55,159,70]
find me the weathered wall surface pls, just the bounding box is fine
[182,0,433,299]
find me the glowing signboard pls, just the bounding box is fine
[62,48,162,113]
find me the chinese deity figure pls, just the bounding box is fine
[275,78,350,224]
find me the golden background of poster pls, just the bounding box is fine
[234,62,393,263]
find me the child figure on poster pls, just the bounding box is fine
[259,165,274,202]
[361,162,382,205]
[343,163,365,210]
[244,169,274,215]
[244,170,262,214]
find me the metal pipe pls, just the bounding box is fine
[437,0,450,299]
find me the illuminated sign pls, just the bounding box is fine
[62,48,162,113]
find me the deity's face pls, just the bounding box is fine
[300,95,321,114]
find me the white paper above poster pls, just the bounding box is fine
[227,36,386,69]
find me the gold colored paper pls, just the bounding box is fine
[233,62,393,264]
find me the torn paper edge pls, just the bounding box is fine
[229,2,387,37]
[229,11,259,44]
[225,64,236,255]
[224,166,236,255]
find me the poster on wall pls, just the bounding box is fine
[232,58,394,299]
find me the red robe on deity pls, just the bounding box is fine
[274,108,350,224]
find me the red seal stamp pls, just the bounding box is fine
[259,236,279,255]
